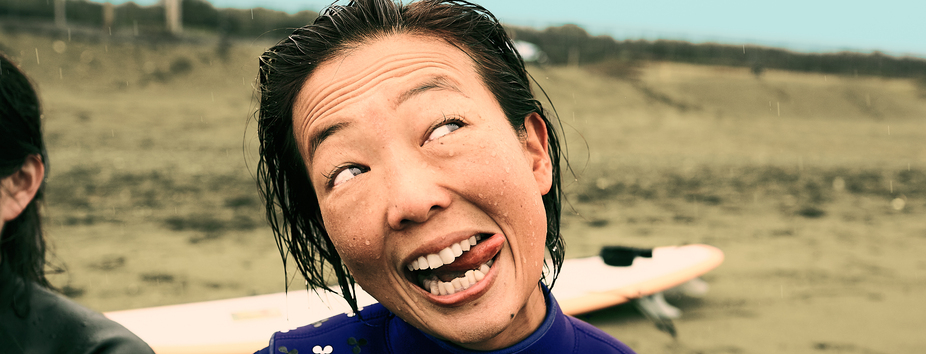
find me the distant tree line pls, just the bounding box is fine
[509,24,926,79]
[3,0,924,79]
[0,0,317,38]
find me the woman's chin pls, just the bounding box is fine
[413,301,519,350]
[393,251,543,350]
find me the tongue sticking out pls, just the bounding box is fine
[412,233,503,295]
[436,237,496,272]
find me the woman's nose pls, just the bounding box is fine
[384,160,451,230]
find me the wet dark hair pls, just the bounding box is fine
[0,53,51,291]
[256,0,565,312]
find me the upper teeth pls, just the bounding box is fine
[407,235,480,271]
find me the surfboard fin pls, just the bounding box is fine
[632,292,679,338]
[665,277,710,298]
[635,278,711,338]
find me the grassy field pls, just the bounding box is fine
[2,28,925,353]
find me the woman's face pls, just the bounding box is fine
[291,34,553,349]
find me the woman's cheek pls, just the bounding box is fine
[323,199,383,265]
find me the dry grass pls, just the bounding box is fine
[3,28,925,353]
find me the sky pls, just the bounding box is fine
[106,0,926,58]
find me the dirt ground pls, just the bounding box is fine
[2,29,924,353]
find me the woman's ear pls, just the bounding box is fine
[522,113,553,195]
[0,155,44,222]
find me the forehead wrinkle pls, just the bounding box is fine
[299,60,459,153]
[304,50,463,121]
[295,50,468,156]
[395,75,464,109]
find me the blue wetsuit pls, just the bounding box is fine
[254,287,635,354]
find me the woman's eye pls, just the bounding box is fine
[426,121,461,142]
[332,166,366,187]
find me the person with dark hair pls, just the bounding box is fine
[0,53,155,354]
[254,0,636,352]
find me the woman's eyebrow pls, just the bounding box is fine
[396,75,464,107]
[308,76,461,160]
[308,121,349,160]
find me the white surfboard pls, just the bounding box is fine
[554,244,723,315]
[105,244,723,354]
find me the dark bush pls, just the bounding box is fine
[796,206,826,218]
[509,26,926,79]
[169,56,193,75]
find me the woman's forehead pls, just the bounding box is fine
[299,35,475,110]
[291,34,485,153]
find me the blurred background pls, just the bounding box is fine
[1,0,924,353]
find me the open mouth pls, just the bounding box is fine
[404,233,500,296]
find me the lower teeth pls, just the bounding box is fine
[422,259,493,296]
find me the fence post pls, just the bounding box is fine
[103,2,114,33]
[54,0,67,29]
[165,0,182,35]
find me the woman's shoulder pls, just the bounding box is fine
[565,315,637,354]
[257,302,393,354]
[1,282,154,354]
